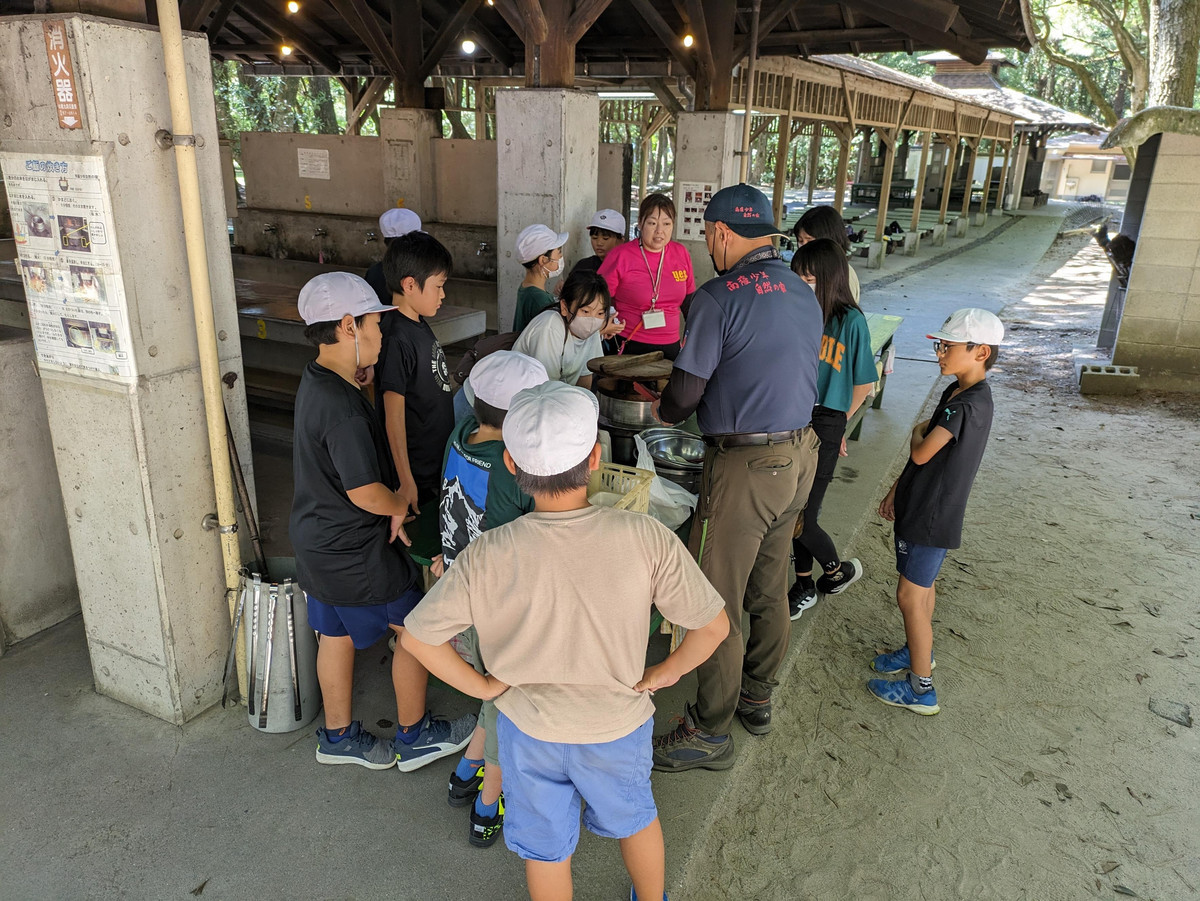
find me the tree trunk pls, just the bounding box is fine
[309,77,340,133]
[1148,0,1200,107]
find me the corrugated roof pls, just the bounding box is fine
[946,86,1097,130]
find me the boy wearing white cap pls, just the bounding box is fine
[402,382,729,901]
[871,308,1003,715]
[365,207,423,305]
[568,208,627,278]
[513,223,569,333]
[289,272,475,771]
[435,351,549,848]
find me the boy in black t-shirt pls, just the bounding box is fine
[871,308,1003,715]
[377,232,456,517]
[291,272,474,771]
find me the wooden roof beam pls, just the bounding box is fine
[326,0,407,80]
[515,0,548,42]
[734,0,804,61]
[237,0,344,73]
[683,0,716,88]
[203,0,237,36]
[567,0,614,43]
[422,0,516,65]
[846,0,989,64]
[849,0,960,32]
[647,76,683,117]
[491,0,528,39]
[626,0,696,78]
[419,0,486,79]
[758,27,892,47]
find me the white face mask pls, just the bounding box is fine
[543,258,563,279]
[568,315,603,339]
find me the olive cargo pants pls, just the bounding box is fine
[688,429,819,736]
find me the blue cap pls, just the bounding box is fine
[703,183,783,238]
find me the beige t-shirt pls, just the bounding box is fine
[404,505,725,743]
[847,264,861,302]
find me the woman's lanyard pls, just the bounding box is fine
[637,242,668,331]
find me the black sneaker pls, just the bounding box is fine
[447,763,484,808]
[652,704,736,772]
[787,578,817,620]
[469,794,504,848]
[735,693,772,735]
[816,558,863,596]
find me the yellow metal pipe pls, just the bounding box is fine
[155,0,246,700]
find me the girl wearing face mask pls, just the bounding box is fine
[598,193,695,361]
[513,269,611,389]
[513,223,569,333]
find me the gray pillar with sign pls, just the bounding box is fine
[0,14,254,724]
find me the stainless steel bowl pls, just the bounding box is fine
[639,428,706,470]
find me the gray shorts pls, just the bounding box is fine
[456,626,499,766]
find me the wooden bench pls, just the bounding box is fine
[850,180,915,205]
[847,312,903,441]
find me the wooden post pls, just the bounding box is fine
[910,129,932,232]
[873,128,896,243]
[773,103,794,225]
[978,138,998,214]
[393,0,424,107]
[938,136,958,223]
[995,137,1014,210]
[960,137,980,219]
[833,126,851,213]
[806,122,821,204]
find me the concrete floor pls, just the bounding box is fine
[0,204,1082,900]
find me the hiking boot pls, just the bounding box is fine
[735,693,772,735]
[871,645,937,675]
[447,763,484,807]
[787,579,818,620]
[395,712,478,773]
[817,558,863,596]
[652,704,735,772]
[867,676,940,715]
[314,721,396,770]
[469,794,504,848]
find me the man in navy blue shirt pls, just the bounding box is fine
[652,184,823,771]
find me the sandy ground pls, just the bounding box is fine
[678,238,1200,900]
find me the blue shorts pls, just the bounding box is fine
[305,588,423,649]
[894,538,948,589]
[496,712,657,863]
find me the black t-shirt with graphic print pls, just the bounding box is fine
[893,378,994,549]
[375,310,455,507]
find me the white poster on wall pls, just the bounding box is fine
[677,181,714,241]
[297,147,331,180]
[1,152,136,381]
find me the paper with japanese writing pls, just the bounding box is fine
[0,153,137,381]
[43,21,82,130]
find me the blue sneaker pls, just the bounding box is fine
[871,645,936,675]
[867,677,940,715]
[630,888,669,900]
[395,712,478,773]
[315,721,396,769]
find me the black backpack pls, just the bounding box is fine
[451,331,521,385]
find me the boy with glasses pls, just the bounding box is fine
[871,308,1004,714]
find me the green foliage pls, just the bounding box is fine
[210,61,347,157]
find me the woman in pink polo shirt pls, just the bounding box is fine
[598,193,695,360]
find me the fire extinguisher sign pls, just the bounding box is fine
[43,21,82,130]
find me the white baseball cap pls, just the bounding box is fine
[927,308,1005,346]
[379,207,422,238]
[505,381,599,476]
[297,272,395,325]
[471,351,550,410]
[589,209,626,235]
[517,224,569,264]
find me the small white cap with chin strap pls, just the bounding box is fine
[926,308,1004,346]
[504,382,599,477]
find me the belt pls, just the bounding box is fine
[702,428,806,448]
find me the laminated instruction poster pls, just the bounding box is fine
[0,152,136,381]
[677,181,714,241]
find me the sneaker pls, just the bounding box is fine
[395,712,478,773]
[314,721,396,770]
[630,889,669,901]
[787,580,818,620]
[469,793,504,848]
[652,704,735,772]
[866,676,940,715]
[816,558,863,596]
[871,645,937,675]
[735,692,772,735]
[447,763,484,808]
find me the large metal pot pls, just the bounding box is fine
[594,376,664,430]
[639,427,705,493]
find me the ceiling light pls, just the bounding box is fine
[286,1,299,12]
[461,39,477,54]
[683,33,694,48]
[280,44,293,55]
[487,0,494,5]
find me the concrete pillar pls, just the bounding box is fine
[931,223,948,246]
[673,112,742,282]
[380,108,440,221]
[496,90,599,331]
[0,330,79,652]
[0,15,252,722]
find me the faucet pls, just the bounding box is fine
[364,230,378,244]
[312,227,328,239]
[263,223,277,234]
[477,241,492,256]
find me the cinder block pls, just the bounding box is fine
[902,231,920,255]
[952,217,968,237]
[931,224,948,246]
[1079,363,1140,395]
[866,241,885,269]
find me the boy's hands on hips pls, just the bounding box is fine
[395,483,420,520]
[635,661,680,693]
[480,674,509,701]
[878,482,897,521]
[389,513,412,546]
